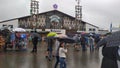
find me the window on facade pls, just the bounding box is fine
[84,28,86,31]
[93,29,96,31]
[40,16,42,18]
[43,15,45,18]
[68,22,70,25]
[89,28,92,31]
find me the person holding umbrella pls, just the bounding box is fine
[54,38,60,68]
[88,35,95,51]
[46,32,57,61]
[31,31,39,53]
[47,38,54,61]
[96,34,119,68]
[80,35,87,51]
[59,42,67,68]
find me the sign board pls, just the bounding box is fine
[45,29,66,34]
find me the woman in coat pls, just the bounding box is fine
[96,38,118,68]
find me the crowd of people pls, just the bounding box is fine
[45,38,68,68]
[45,32,120,68]
[0,29,41,52]
[1,28,120,68]
[73,33,101,52]
[44,33,102,68]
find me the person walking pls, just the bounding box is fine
[59,42,67,68]
[47,38,53,61]
[54,38,60,68]
[96,38,118,68]
[31,34,39,53]
[80,36,87,51]
[73,34,80,51]
[101,45,118,68]
[88,36,95,51]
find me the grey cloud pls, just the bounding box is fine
[0,0,30,21]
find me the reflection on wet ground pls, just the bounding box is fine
[0,42,102,68]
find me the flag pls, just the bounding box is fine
[110,23,112,32]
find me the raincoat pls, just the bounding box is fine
[101,46,118,68]
[96,38,118,68]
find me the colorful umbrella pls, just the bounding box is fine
[56,34,68,38]
[47,32,57,37]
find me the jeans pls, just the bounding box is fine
[32,42,38,52]
[59,57,66,68]
[48,50,52,60]
[54,56,59,68]
[81,44,86,51]
[90,44,94,51]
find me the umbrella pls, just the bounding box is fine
[13,28,26,32]
[56,34,75,43]
[58,37,75,43]
[46,32,57,40]
[46,36,58,40]
[21,34,27,39]
[31,32,39,38]
[47,32,57,37]
[96,38,107,48]
[56,34,68,38]
[96,30,120,47]
[105,30,120,47]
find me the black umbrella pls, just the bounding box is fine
[31,32,39,38]
[58,37,75,43]
[46,36,58,40]
[105,30,120,47]
[96,38,107,48]
[96,30,120,47]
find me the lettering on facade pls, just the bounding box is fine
[51,29,61,32]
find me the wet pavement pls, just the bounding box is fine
[0,42,103,68]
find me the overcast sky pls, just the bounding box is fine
[0,0,120,30]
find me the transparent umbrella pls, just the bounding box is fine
[13,28,26,32]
